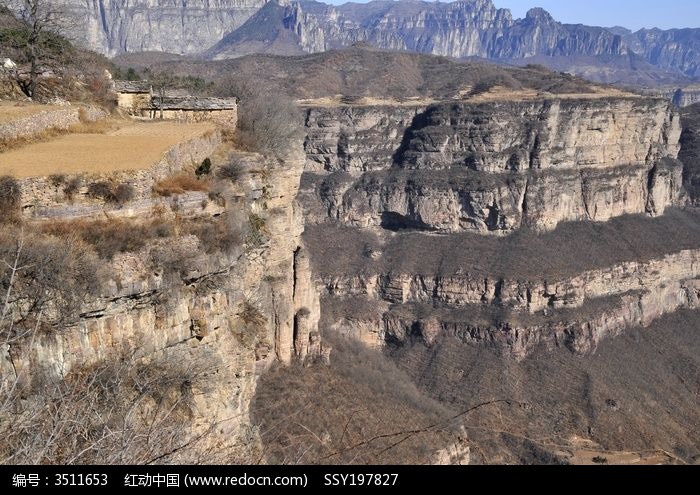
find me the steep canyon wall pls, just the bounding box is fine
[300,94,699,360]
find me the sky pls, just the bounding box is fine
[324,1,700,31]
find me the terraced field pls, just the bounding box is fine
[0,120,214,177]
[0,101,59,122]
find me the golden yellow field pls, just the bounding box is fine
[0,121,214,178]
[0,101,56,123]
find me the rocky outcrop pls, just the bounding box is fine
[315,240,700,360]
[319,250,700,314]
[670,86,700,107]
[304,105,425,173]
[2,145,321,460]
[303,97,684,234]
[680,103,700,205]
[54,0,268,56]
[300,90,698,362]
[382,279,700,360]
[303,202,700,358]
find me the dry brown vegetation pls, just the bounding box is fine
[153,172,210,196]
[147,46,597,102]
[87,180,135,205]
[220,79,302,157]
[41,218,171,259]
[0,175,20,222]
[387,309,700,464]
[0,101,52,122]
[303,208,700,280]
[40,209,246,261]
[0,346,225,464]
[0,226,103,328]
[253,332,458,464]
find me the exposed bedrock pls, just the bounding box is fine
[304,209,700,359]
[302,97,684,234]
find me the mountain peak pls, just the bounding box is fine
[525,7,555,24]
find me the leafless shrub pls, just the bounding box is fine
[220,79,302,157]
[48,174,65,187]
[0,176,20,222]
[62,175,82,200]
[239,300,266,329]
[0,348,224,464]
[470,73,522,96]
[252,330,455,465]
[217,157,246,183]
[0,227,104,329]
[149,241,199,284]
[181,214,243,255]
[42,218,173,260]
[153,172,210,197]
[87,181,135,205]
[246,213,267,250]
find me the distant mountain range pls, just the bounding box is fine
[53,0,700,86]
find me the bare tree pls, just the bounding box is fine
[219,78,302,157]
[0,228,238,465]
[0,226,103,331]
[0,343,233,465]
[151,71,177,119]
[0,0,73,98]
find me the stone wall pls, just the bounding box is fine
[19,129,222,218]
[145,108,238,127]
[0,105,107,141]
[117,92,151,115]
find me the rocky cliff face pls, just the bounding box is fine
[58,0,268,56]
[624,28,700,78]
[203,0,700,83]
[299,92,698,362]
[302,96,683,234]
[2,145,321,461]
[211,0,625,62]
[43,0,700,83]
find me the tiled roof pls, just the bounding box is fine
[114,80,152,93]
[149,96,238,111]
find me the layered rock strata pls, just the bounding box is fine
[301,94,697,360]
[305,210,700,360]
[303,96,683,234]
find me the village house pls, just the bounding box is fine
[114,80,153,116]
[113,80,237,127]
[148,96,238,126]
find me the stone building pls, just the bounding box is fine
[147,96,238,125]
[114,80,152,115]
[113,80,237,127]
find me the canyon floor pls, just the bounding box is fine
[254,309,699,464]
